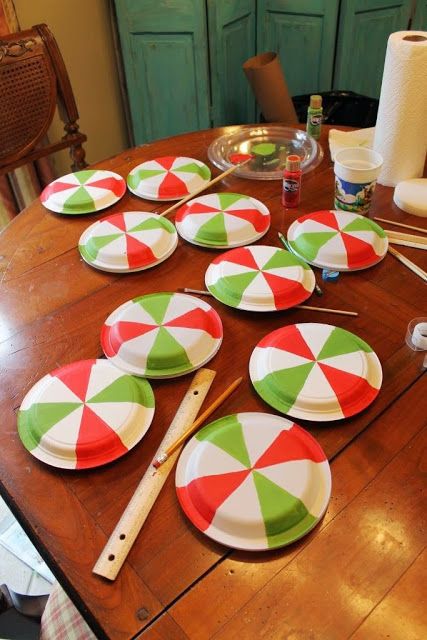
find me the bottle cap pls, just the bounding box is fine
[310,94,322,109]
[285,155,301,172]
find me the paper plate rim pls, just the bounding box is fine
[101,292,223,378]
[175,193,271,249]
[17,359,155,469]
[126,157,211,201]
[175,411,331,550]
[40,170,126,215]
[287,210,388,271]
[78,211,178,273]
[249,324,383,421]
[205,245,315,311]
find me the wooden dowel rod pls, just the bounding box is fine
[158,161,249,218]
[296,304,358,317]
[180,289,358,316]
[374,217,427,234]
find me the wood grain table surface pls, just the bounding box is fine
[0,125,425,640]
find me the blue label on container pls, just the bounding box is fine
[334,177,376,213]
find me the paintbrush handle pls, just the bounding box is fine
[153,376,243,466]
[159,161,248,218]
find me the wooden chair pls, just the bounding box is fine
[0,23,87,175]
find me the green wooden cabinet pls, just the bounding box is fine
[411,0,427,28]
[208,0,257,126]
[334,0,414,97]
[114,0,422,143]
[114,0,256,144]
[257,1,340,95]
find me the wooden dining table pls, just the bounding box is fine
[0,124,425,640]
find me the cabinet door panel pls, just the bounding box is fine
[208,0,256,125]
[411,1,427,29]
[257,1,340,95]
[334,0,413,98]
[115,0,210,144]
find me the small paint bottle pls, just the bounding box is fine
[282,154,302,208]
[306,94,323,139]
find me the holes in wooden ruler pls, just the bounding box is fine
[193,390,199,395]
[108,554,115,561]
[119,534,126,540]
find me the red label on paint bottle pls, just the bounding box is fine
[282,155,302,208]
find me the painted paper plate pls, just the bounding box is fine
[127,156,211,201]
[176,412,331,550]
[175,192,270,248]
[17,359,155,469]
[207,125,323,180]
[101,292,223,378]
[287,210,388,271]
[78,211,178,273]
[40,170,126,214]
[250,323,382,421]
[205,245,315,311]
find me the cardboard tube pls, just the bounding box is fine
[243,52,298,124]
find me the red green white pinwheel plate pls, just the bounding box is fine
[205,245,315,311]
[127,156,211,201]
[101,292,223,378]
[250,323,382,421]
[175,192,270,248]
[176,412,331,550]
[40,170,126,214]
[17,359,154,469]
[78,211,178,273]
[287,209,388,271]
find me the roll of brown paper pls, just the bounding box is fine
[243,52,298,124]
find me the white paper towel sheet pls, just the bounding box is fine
[373,31,427,187]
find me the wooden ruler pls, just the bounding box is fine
[93,368,216,580]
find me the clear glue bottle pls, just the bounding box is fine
[282,154,302,208]
[306,94,323,139]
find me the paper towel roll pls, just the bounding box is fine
[373,31,427,187]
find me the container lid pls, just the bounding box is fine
[309,95,322,109]
[285,154,301,172]
[208,125,323,180]
[127,156,211,201]
[250,323,382,421]
[78,211,178,273]
[101,292,223,378]
[40,170,126,215]
[205,245,315,311]
[175,192,270,248]
[17,359,155,469]
[287,210,388,270]
[176,411,331,550]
